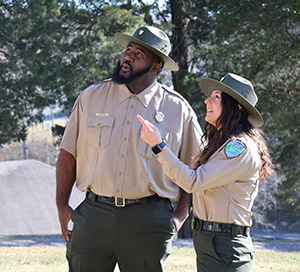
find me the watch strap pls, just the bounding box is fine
[151,141,166,154]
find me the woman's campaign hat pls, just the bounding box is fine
[199,73,263,127]
[115,26,179,71]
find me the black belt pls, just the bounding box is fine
[86,192,163,207]
[192,218,250,236]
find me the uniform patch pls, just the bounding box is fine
[225,140,246,158]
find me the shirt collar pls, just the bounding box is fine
[118,80,159,108]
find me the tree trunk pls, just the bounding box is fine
[169,0,188,96]
[169,0,193,239]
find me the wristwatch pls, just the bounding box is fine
[151,141,166,154]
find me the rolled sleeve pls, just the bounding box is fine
[60,96,81,158]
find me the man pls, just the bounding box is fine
[56,25,202,272]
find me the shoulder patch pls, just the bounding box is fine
[225,140,247,159]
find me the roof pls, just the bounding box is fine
[0,160,85,236]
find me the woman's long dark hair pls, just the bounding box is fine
[194,92,273,181]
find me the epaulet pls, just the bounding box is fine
[74,79,113,111]
[97,78,112,84]
[71,97,79,112]
[90,78,112,88]
[224,139,247,159]
[161,84,190,105]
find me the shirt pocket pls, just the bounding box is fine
[137,127,172,160]
[86,115,115,149]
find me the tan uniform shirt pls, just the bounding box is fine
[157,135,261,226]
[60,79,202,200]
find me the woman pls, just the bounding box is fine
[137,73,273,271]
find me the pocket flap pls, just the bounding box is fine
[87,115,115,128]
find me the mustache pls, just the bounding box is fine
[121,60,133,71]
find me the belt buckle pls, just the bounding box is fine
[115,197,125,207]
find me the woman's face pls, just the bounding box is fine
[204,90,223,127]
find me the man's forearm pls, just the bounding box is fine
[175,191,190,220]
[172,190,190,230]
[56,149,76,209]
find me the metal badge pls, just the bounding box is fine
[155,111,165,123]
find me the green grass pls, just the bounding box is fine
[0,246,299,272]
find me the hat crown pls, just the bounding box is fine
[115,26,179,71]
[221,73,258,107]
[132,26,171,55]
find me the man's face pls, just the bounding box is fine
[112,42,158,85]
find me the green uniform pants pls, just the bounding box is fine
[193,229,255,271]
[66,195,177,272]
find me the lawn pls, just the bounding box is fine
[0,246,299,272]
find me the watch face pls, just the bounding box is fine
[151,141,166,154]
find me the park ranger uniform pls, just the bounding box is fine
[60,79,202,272]
[156,135,260,271]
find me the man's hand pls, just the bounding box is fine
[56,149,76,243]
[171,191,190,231]
[58,205,73,243]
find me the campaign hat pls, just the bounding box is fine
[199,73,263,127]
[115,26,179,71]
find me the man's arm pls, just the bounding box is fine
[56,149,76,242]
[171,190,190,231]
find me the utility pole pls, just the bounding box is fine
[23,139,28,160]
[22,119,28,160]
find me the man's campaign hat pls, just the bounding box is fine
[115,26,179,71]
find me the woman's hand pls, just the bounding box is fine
[137,115,163,146]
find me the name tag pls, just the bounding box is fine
[95,113,109,117]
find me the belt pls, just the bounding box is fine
[192,218,250,236]
[86,192,163,207]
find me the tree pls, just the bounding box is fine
[2,0,300,231]
[194,0,300,228]
[0,0,143,145]
[134,0,300,230]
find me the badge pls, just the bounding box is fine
[155,111,165,122]
[225,140,246,158]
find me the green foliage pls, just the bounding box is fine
[148,0,300,229]
[0,0,142,144]
[192,0,300,227]
[1,0,300,229]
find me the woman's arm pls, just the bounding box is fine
[137,115,257,193]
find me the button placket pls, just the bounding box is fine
[114,97,138,194]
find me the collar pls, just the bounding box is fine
[118,81,159,108]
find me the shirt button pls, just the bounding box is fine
[118,172,122,175]
[130,105,134,108]
[123,137,127,141]
[121,154,125,159]
[127,121,130,125]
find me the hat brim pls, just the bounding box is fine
[199,78,263,127]
[115,33,179,71]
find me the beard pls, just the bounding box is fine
[112,60,152,85]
